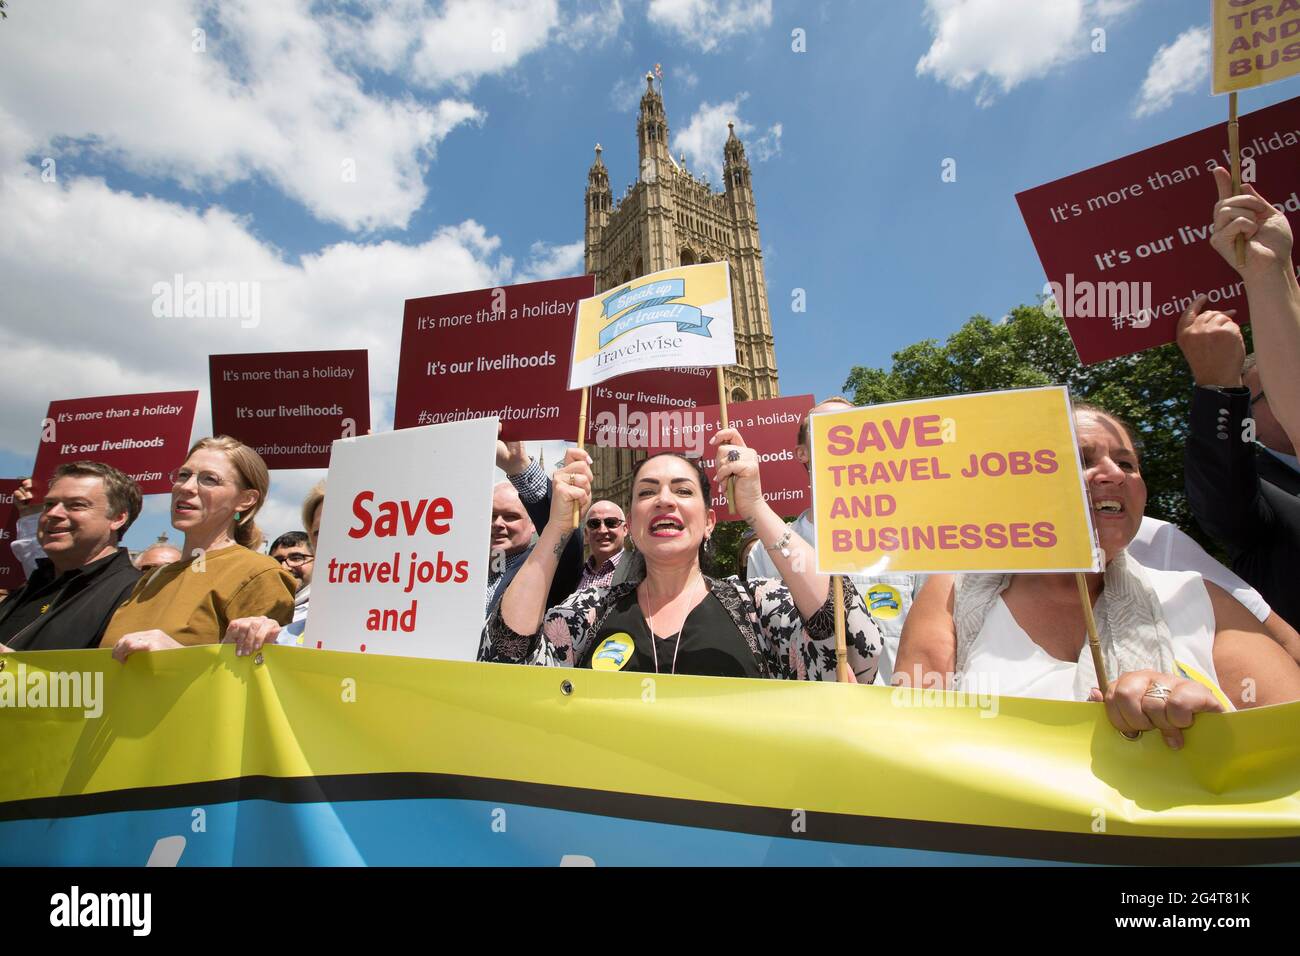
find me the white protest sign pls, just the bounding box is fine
[568,261,737,389]
[307,418,495,659]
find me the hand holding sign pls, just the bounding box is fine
[494,423,531,476]
[13,478,37,518]
[548,449,593,529]
[1088,669,1224,750]
[711,428,763,523]
[1211,166,1295,279]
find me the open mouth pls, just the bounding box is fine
[649,515,684,537]
[1092,498,1125,516]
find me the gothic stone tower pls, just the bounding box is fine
[584,73,780,502]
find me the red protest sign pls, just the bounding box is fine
[0,480,23,590]
[587,366,719,446]
[646,394,814,522]
[393,276,593,440]
[31,391,198,499]
[209,350,369,469]
[1016,95,1300,364]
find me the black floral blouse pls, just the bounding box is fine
[480,572,881,681]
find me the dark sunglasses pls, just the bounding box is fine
[585,517,624,531]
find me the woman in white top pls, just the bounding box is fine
[895,405,1300,748]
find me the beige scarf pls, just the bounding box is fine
[953,549,1176,700]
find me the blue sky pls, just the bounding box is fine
[2,0,1296,549]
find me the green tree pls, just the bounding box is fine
[842,304,1242,546]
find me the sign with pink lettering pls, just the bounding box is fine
[809,388,1099,575]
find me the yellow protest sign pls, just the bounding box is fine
[1212,0,1300,94]
[567,261,736,389]
[809,387,1099,575]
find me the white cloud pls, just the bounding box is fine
[647,0,772,53]
[750,121,782,162]
[916,0,1141,107]
[0,0,491,232]
[671,94,780,182]
[1133,26,1210,118]
[0,137,596,544]
[516,240,586,283]
[563,0,625,48]
[673,64,701,91]
[611,72,647,111]
[408,0,561,90]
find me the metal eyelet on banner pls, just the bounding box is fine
[560,679,573,696]
[254,653,265,666]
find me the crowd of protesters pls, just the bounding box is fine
[2,168,1300,746]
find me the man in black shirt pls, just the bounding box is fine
[0,462,142,652]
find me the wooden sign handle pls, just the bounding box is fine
[833,575,851,683]
[1229,91,1247,269]
[1076,572,1110,696]
[715,367,736,507]
[573,387,589,529]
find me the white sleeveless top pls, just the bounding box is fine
[955,567,1230,706]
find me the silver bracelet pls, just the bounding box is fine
[766,528,793,559]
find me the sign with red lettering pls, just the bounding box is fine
[586,367,719,447]
[1016,95,1300,364]
[307,418,495,659]
[393,276,593,440]
[209,350,370,469]
[0,480,23,590]
[641,394,815,522]
[30,391,198,500]
[809,388,1098,575]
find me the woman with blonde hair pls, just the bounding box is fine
[103,436,296,660]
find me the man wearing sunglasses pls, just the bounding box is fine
[579,502,627,591]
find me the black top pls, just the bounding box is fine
[580,588,761,678]
[0,549,141,651]
[1184,385,1300,630]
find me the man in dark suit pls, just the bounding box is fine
[0,462,142,652]
[1180,300,1300,631]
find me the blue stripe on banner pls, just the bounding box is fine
[597,303,714,347]
[0,798,1052,867]
[600,278,686,318]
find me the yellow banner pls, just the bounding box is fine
[1212,0,1300,94]
[809,387,1098,575]
[0,646,1298,864]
